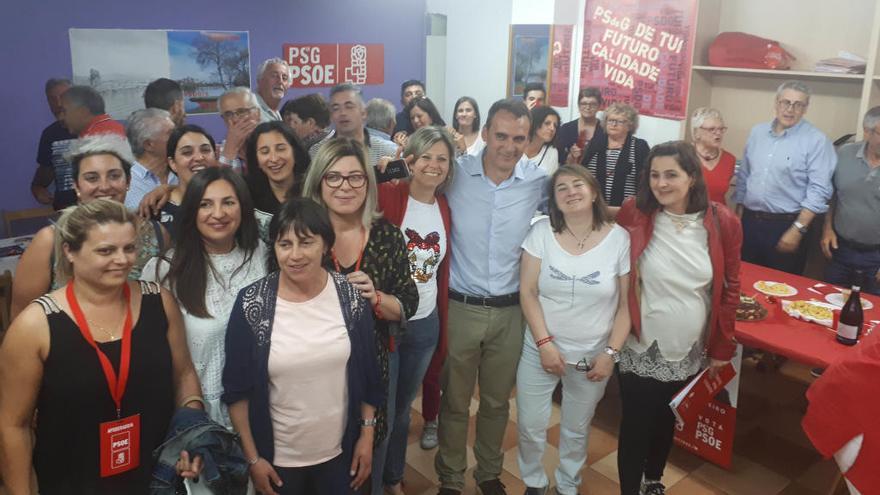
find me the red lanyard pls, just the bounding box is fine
[331,228,367,273]
[66,283,134,418]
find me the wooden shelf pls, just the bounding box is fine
[691,65,865,81]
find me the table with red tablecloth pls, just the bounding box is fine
[735,262,880,368]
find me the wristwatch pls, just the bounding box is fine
[360,417,377,427]
[793,221,808,235]
[604,346,621,363]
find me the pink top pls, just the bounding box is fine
[268,273,351,467]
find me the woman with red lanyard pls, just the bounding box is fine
[0,199,205,494]
[376,126,453,494]
[615,141,741,495]
[301,137,418,495]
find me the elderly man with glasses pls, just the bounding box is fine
[217,87,261,170]
[734,80,836,275]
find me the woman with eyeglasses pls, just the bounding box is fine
[516,165,631,495]
[580,102,650,218]
[301,137,418,495]
[524,106,561,175]
[558,87,605,164]
[690,107,736,204]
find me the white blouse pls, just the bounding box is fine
[142,242,268,428]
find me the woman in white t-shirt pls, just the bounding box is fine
[376,127,454,495]
[517,165,631,495]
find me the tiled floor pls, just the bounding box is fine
[1,358,848,495]
[398,358,849,495]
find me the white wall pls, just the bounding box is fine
[427,0,513,123]
[427,0,685,146]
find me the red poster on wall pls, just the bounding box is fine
[579,0,697,120]
[283,43,384,88]
[549,25,574,107]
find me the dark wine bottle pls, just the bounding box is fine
[836,284,863,346]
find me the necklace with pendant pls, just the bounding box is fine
[665,211,697,232]
[697,147,720,161]
[566,226,592,249]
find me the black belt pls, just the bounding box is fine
[837,235,880,252]
[743,209,799,222]
[449,290,520,308]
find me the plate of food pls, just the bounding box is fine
[824,291,874,310]
[736,293,768,321]
[782,299,837,327]
[754,280,798,297]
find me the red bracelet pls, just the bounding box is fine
[536,336,554,347]
[373,291,383,319]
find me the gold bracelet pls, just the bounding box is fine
[180,395,207,409]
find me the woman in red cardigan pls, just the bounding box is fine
[615,141,741,495]
[376,126,453,494]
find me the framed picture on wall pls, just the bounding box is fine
[70,28,251,118]
[507,24,552,98]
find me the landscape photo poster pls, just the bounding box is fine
[70,29,251,118]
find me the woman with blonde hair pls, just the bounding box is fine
[377,126,454,493]
[690,107,736,204]
[301,137,418,495]
[0,199,203,494]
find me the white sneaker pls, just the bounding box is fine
[420,420,438,450]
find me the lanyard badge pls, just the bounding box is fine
[66,283,141,477]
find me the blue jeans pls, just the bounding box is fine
[371,310,439,490]
[825,243,880,295]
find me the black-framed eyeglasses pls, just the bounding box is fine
[323,172,367,189]
[575,358,593,372]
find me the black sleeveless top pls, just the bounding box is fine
[33,281,175,495]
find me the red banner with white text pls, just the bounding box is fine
[283,43,384,88]
[579,0,697,120]
[672,344,743,469]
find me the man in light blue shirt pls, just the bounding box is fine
[124,108,177,210]
[435,98,548,495]
[734,80,836,274]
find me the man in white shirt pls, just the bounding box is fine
[255,58,291,122]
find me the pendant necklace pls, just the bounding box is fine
[566,226,592,249]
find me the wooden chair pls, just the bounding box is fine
[0,270,12,333]
[3,206,54,237]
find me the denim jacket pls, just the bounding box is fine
[221,271,383,466]
[150,407,249,495]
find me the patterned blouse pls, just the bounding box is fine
[328,217,420,442]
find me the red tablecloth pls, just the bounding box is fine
[735,262,880,368]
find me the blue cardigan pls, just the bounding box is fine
[221,270,384,466]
